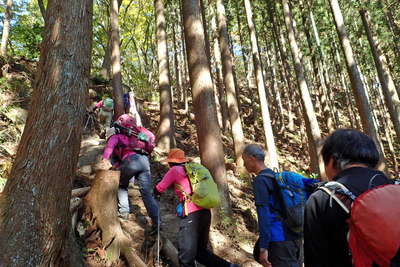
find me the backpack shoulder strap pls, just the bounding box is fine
[319,186,350,214]
[319,181,356,214]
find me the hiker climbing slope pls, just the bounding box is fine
[154,148,239,267]
[93,97,114,135]
[101,114,160,231]
[304,129,400,267]
[242,144,317,267]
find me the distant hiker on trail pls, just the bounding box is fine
[154,148,239,267]
[101,114,160,232]
[243,144,316,267]
[304,129,400,267]
[93,97,114,134]
[123,90,142,126]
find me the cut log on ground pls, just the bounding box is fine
[82,169,147,267]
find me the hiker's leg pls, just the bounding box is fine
[136,154,159,225]
[118,155,141,214]
[196,209,231,267]
[178,211,199,267]
[268,240,301,267]
[105,110,113,128]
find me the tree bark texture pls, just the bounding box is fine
[0,0,93,265]
[83,170,147,267]
[110,0,124,119]
[244,0,279,169]
[281,0,325,178]
[268,1,296,132]
[182,0,232,218]
[100,28,112,80]
[211,8,228,131]
[0,0,13,56]
[216,0,245,168]
[155,0,177,151]
[359,9,400,140]
[329,0,383,158]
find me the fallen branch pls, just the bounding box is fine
[70,197,82,213]
[71,187,90,198]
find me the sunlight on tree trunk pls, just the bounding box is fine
[155,0,176,151]
[359,9,400,140]
[329,0,386,169]
[281,0,325,178]
[182,0,232,221]
[216,0,245,168]
[0,0,13,57]
[244,0,279,169]
[0,0,93,265]
[110,0,124,119]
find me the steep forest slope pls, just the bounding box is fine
[0,57,316,266]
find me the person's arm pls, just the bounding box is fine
[102,135,119,160]
[155,167,178,194]
[304,190,331,266]
[253,176,272,266]
[256,205,272,250]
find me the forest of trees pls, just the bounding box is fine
[0,0,399,265]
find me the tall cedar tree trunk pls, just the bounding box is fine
[281,0,325,178]
[110,0,124,119]
[38,0,46,20]
[179,0,190,114]
[172,20,181,102]
[211,6,228,131]
[0,0,93,265]
[243,0,279,169]
[0,0,13,56]
[216,0,245,168]
[235,0,256,122]
[101,28,112,80]
[381,0,400,72]
[268,0,296,132]
[200,0,226,132]
[329,0,385,162]
[309,7,338,130]
[182,0,232,218]
[359,9,400,140]
[155,0,177,150]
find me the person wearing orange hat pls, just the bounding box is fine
[154,148,239,267]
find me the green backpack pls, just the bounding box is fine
[183,162,221,209]
[103,98,114,111]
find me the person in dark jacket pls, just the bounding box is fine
[243,144,302,267]
[304,129,393,267]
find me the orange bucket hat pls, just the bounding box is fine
[164,148,188,164]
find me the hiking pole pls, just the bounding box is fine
[157,201,161,266]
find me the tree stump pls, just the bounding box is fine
[82,170,146,267]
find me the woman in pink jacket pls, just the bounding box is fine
[102,114,159,232]
[155,149,238,267]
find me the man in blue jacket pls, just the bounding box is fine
[242,144,302,267]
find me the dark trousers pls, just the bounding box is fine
[119,154,159,225]
[178,209,231,267]
[254,238,301,267]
